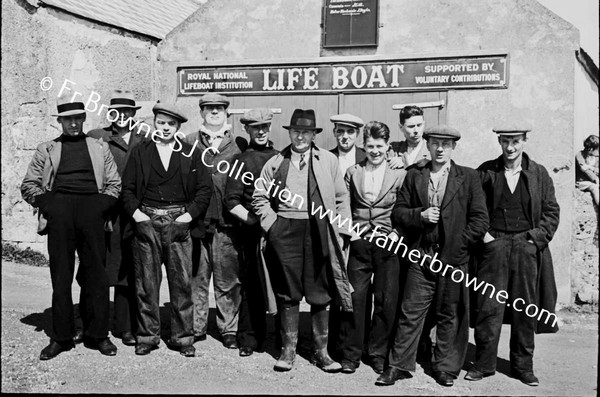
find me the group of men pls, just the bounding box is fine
[21,91,559,388]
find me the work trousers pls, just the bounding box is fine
[46,192,110,342]
[338,239,399,365]
[192,225,242,337]
[473,230,538,374]
[267,217,332,306]
[236,224,267,349]
[133,207,193,347]
[388,259,469,377]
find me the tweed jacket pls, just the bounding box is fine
[21,136,121,235]
[475,153,560,333]
[345,160,406,237]
[252,144,354,313]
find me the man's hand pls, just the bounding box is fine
[132,209,151,223]
[246,212,259,225]
[175,212,193,223]
[388,231,400,242]
[387,156,405,170]
[421,207,440,224]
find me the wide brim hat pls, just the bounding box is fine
[108,90,141,110]
[199,93,230,109]
[152,101,188,123]
[52,96,86,117]
[283,109,322,133]
[423,125,461,141]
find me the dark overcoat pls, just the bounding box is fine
[473,153,560,334]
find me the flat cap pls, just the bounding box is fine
[492,125,532,136]
[423,125,461,141]
[240,108,273,126]
[330,113,364,129]
[152,101,188,123]
[199,93,230,109]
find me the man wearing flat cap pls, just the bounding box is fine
[121,102,213,357]
[184,93,246,349]
[376,126,488,387]
[330,113,367,176]
[21,96,122,360]
[466,126,559,387]
[253,108,353,373]
[224,108,279,357]
[88,89,145,346]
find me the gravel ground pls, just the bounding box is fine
[1,261,597,395]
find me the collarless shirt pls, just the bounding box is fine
[338,146,356,176]
[155,142,173,171]
[405,139,424,166]
[363,162,386,203]
[504,165,522,194]
[428,162,451,207]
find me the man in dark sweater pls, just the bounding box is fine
[21,97,121,360]
[121,102,213,357]
[224,108,278,357]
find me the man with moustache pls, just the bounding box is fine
[224,108,279,357]
[253,109,353,373]
[21,96,121,360]
[88,90,144,346]
[121,102,212,357]
[376,126,488,387]
[466,127,559,386]
[337,121,406,375]
[183,93,245,349]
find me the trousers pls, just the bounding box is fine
[473,230,538,374]
[133,206,193,347]
[46,192,110,342]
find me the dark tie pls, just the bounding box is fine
[299,153,306,170]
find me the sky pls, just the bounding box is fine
[537,0,599,64]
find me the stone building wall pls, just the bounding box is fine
[1,0,158,255]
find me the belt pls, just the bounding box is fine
[141,205,185,216]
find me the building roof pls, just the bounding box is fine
[40,0,202,40]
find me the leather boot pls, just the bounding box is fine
[310,305,342,373]
[273,303,299,372]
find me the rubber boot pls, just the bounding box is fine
[310,305,342,373]
[273,303,299,372]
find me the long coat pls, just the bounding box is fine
[88,126,145,285]
[252,144,354,314]
[121,139,213,237]
[474,153,560,334]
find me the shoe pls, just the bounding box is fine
[135,343,157,356]
[84,337,117,356]
[239,346,254,357]
[40,340,74,360]
[375,367,412,386]
[273,304,299,372]
[180,345,196,357]
[341,360,357,374]
[433,371,454,387]
[222,334,238,349]
[512,370,539,386]
[120,331,136,346]
[310,306,341,373]
[194,334,207,342]
[464,368,495,381]
[73,329,84,344]
[370,358,385,374]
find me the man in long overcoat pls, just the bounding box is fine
[466,126,559,387]
[252,109,353,373]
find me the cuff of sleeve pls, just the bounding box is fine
[186,203,201,219]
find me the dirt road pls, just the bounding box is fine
[1,261,597,395]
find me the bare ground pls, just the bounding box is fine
[1,260,597,395]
